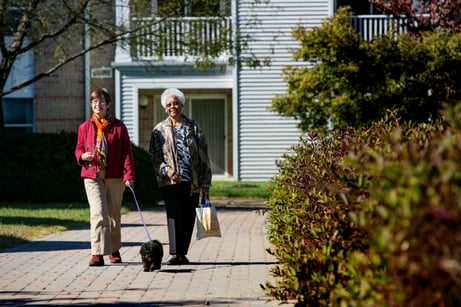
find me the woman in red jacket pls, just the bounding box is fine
[75,88,135,267]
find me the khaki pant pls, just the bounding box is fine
[84,171,125,255]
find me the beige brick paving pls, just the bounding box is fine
[0,205,290,306]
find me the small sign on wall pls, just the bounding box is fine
[91,67,112,79]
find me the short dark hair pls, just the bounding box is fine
[90,88,111,104]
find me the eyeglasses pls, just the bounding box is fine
[92,99,106,105]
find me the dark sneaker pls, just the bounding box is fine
[180,256,190,265]
[109,251,122,263]
[89,255,104,266]
[166,256,181,265]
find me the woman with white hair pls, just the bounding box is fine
[149,88,212,265]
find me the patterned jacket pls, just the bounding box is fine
[149,115,212,192]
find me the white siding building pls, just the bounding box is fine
[2,0,396,177]
[113,0,333,181]
[235,1,332,180]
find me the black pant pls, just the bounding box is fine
[161,182,199,256]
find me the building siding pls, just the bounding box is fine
[236,0,330,180]
[112,0,332,182]
[116,66,233,146]
[120,78,136,142]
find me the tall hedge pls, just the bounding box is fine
[263,124,375,305]
[347,108,461,306]
[264,109,461,306]
[0,132,161,205]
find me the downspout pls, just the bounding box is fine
[232,0,240,180]
[84,8,90,119]
[330,0,336,17]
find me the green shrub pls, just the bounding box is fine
[264,109,461,306]
[263,127,374,305]
[345,108,461,306]
[0,132,161,205]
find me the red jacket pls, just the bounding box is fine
[75,116,135,181]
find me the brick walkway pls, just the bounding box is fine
[0,204,289,306]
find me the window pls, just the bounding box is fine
[2,98,34,136]
[336,0,378,15]
[152,0,230,17]
[5,7,25,36]
[131,0,155,18]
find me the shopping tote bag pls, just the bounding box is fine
[196,193,221,240]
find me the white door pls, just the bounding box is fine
[154,95,226,176]
[190,97,226,175]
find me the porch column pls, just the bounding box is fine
[115,0,131,62]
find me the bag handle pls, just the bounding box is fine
[200,192,210,207]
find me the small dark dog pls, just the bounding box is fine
[140,240,163,272]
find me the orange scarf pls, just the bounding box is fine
[92,113,110,167]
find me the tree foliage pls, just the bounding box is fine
[271,7,461,134]
[371,0,461,37]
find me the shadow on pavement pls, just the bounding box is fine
[0,292,268,306]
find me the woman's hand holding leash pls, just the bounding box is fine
[125,180,134,187]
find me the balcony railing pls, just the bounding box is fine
[130,15,405,60]
[133,17,232,60]
[350,15,408,40]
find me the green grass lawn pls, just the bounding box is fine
[0,203,95,251]
[0,181,270,251]
[210,180,270,199]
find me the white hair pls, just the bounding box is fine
[160,88,185,108]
